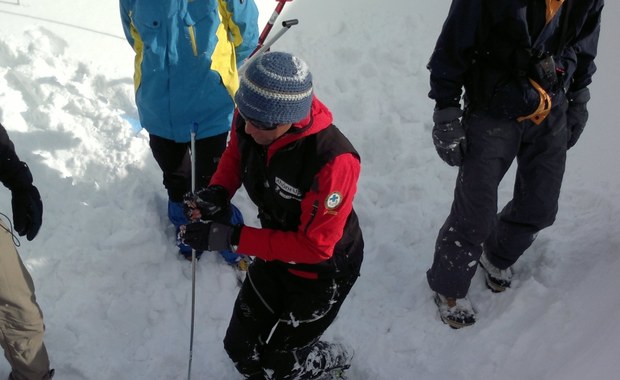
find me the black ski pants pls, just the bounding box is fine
[427,102,568,299]
[148,132,228,202]
[223,259,359,379]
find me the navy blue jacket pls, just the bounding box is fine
[428,0,603,110]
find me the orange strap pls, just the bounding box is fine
[516,0,563,124]
[517,78,552,125]
[546,0,565,24]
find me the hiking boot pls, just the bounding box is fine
[230,255,253,284]
[434,292,476,329]
[233,255,253,271]
[303,341,353,380]
[479,251,512,293]
[316,367,349,380]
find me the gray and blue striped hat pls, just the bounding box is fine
[235,52,313,125]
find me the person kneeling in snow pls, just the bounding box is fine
[181,52,363,379]
[119,0,258,268]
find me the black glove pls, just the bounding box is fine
[432,107,466,166]
[11,185,43,241]
[180,221,241,252]
[183,185,230,223]
[566,87,590,149]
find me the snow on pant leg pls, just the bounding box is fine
[484,103,568,269]
[224,260,359,379]
[0,220,51,380]
[427,112,522,299]
[260,273,359,379]
[224,260,283,378]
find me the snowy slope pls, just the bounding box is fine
[0,0,618,379]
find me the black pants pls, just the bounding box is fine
[427,103,568,298]
[148,133,228,202]
[223,260,359,379]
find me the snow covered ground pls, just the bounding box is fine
[0,0,618,379]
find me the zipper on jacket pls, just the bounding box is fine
[304,200,320,234]
[188,25,198,56]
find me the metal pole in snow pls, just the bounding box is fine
[187,123,198,380]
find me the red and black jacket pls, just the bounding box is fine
[211,97,363,279]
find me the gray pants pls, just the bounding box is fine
[0,220,51,380]
[427,103,568,299]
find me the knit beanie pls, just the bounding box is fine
[235,51,313,125]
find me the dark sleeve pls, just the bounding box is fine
[560,0,604,92]
[427,0,484,108]
[0,123,33,191]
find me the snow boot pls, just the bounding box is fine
[302,341,353,380]
[479,251,512,293]
[232,255,253,271]
[434,292,476,329]
[316,367,349,380]
[168,200,203,260]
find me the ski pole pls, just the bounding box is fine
[250,0,294,58]
[187,122,198,380]
[241,19,299,73]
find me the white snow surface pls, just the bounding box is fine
[0,1,619,379]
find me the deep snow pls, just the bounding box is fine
[0,1,618,379]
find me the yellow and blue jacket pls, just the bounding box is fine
[120,0,259,142]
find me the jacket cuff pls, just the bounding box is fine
[568,87,590,104]
[433,107,463,124]
[2,161,33,191]
[434,98,461,111]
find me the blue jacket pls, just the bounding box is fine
[120,0,259,142]
[428,0,603,111]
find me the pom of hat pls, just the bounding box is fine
[235,51,313,125]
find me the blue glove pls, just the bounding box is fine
[432,107,466,166]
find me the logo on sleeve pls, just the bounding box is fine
[325,192,343,210]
